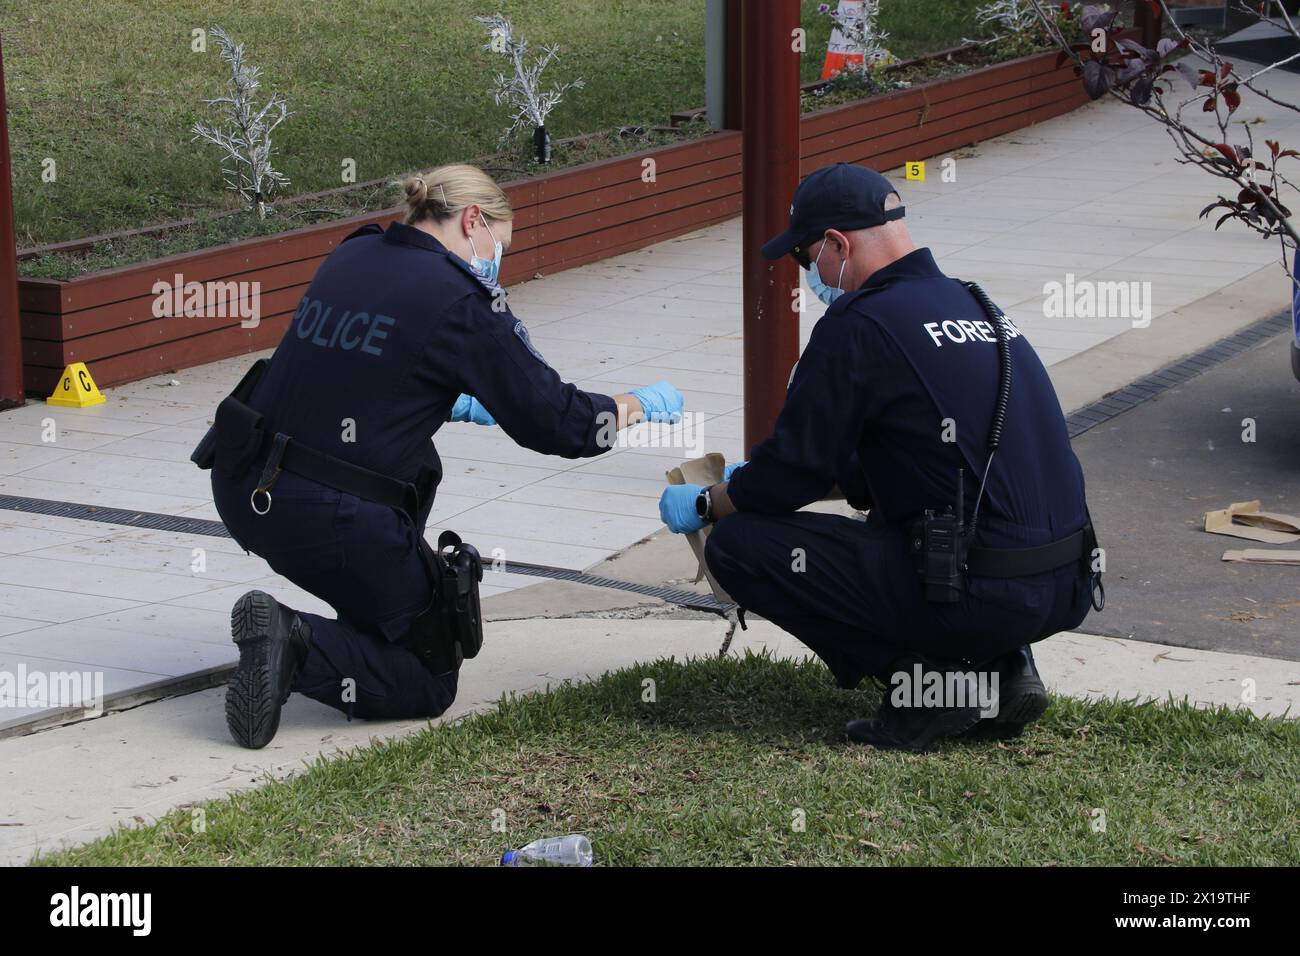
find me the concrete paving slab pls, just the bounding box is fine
[0,553,222,604]
[1031,630,1299,718]
[0,520,97,556]
[74,603,230,645]
[0,581,142,624]
[0,622,235,680]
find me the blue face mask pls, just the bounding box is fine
[468,216,503,287]
[808,240,846,305]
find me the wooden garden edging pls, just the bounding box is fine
[15,48,1088,395]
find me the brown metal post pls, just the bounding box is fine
[1135,0,1163,49]
[724,0,744,129]
[0,36,24,406]
[741,0,801,452]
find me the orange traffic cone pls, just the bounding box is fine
[821,0,867,80]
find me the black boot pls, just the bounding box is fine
[961,644,1049,741]
[225,590,310,749]
[846,657,983,752]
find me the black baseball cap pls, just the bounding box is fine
[761,162,905,265]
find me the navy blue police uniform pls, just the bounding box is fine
[211,220,618,720]
[705,172,1096,692]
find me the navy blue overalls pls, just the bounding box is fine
[707,248,1094,688]
[212,221,617,719]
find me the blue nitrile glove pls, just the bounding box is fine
[724,460,747,481]
[659,483,705,534]
[450,394,496,426]
[629,380,684,424]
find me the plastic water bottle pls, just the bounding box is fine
[501,834,593,867]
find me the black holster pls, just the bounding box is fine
[191,359,269,477]
[403,531,485,676]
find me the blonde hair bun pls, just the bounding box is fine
[404,175,428,205]
[402,164,513,226]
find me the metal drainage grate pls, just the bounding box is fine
[0,493,730,614]
[1064,311,1291,439]
[0,495,233,537]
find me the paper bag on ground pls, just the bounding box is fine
[1204,500,1300,545]
[1221,549,1300,566]
[666,452,734,605]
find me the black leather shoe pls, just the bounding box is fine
[226,591,310,749]
[961,645,1049,741]
[846,658,983,752]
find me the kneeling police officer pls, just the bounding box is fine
[197,164,684,748]
[658,163,1102,751]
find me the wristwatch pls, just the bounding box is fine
[695,486,714,524]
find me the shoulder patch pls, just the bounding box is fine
[513,319,548,365]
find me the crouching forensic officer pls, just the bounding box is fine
[195,164,684,748]
[658,163,1103,751]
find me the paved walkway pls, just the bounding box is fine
[2,57,1299,847]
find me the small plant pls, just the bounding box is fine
[191,26,290,220]
[473,12,585,164]
[975,0,1041,34]
[817,1,897,80]
[970,0,1078,58]
[818,63,901,101]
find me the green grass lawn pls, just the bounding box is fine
[4,0,989,248]
[37,652,1299,866]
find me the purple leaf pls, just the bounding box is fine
[1081,5,1118,33]
[1117,38,1154,63]
[1116,59,1147,84]
[1082,60,1115,99]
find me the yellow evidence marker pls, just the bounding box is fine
[47,362,106,408]
[905,161,926,182]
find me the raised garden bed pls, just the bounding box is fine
[14,47,1089,396]
[15,125,714,279]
